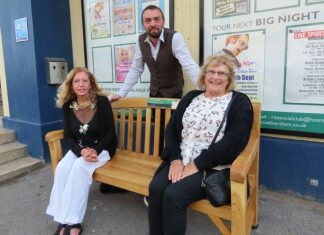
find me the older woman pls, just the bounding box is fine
[46,67,117,235]
[148,55,253,235]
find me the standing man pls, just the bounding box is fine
[110,5,200,101]
[102,5,200,196]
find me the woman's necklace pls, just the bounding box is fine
[70,101,96,111]
[70,100,96,135]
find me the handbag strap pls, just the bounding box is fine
[202,93,236,186]
[201,170,207,187]
[211,93,235,143]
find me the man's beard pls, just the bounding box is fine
[148,29,162,39]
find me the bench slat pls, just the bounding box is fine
[144,108,152,154]
[127,108,134,152]
[94,173,150,195]
[94,167,152,195]
[103,158,159,176]
[153,108,161,157]
[119,109,126,150]
[165,109,171,128]
[135,108,143,153]
[111,98,148,108]
[96,165,154,182]
[113,109,118,130]
[114,151,162,167]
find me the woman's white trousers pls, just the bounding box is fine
[46,150,110,224]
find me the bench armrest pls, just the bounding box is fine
[45,129,64,173]
[230,136,259,183]
[45,129,64,142]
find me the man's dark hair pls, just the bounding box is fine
[141,5,165,24]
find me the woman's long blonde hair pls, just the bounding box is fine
[56,67,105,108]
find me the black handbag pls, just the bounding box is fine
[201,168,230,207]
[201,95,234,207]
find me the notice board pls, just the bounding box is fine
[201,0,324,137]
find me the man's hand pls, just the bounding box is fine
[168,160,184,183]
[180,161,198,179]
[109,94,122,102]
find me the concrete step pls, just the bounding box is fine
[0,127,16,145]
[0,141,27,164]
[0,156,43,183]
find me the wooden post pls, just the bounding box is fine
[231,180,248,235]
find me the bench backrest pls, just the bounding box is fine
[111,97,261,158]
[111,97,178,158]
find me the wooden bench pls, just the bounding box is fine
[45,97,261,235]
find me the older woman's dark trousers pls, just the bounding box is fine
[148,163,205,235]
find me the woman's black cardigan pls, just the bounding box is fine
[161,90,253,171]
[62,95,117,158]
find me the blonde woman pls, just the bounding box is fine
[46,67,117,235]
[148,55,253,235]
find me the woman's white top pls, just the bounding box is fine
[180,92,233,169]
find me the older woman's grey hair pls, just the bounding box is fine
[197,55,236,92]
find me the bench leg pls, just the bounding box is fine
[231,180,248,235]
[208,215,230,235]
[251,152,259,227]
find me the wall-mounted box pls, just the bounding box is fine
[45,57,68,84]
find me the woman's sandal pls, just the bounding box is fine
[63,223,83,235]
[53,223,67,235]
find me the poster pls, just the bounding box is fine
[92,46,113,82]
[213,0,249,18]
[204,0,324,134]
[89,0,110,39]
[212,30,265,102]
[306,0,324,4]
[284,24,324,104]
[114,44,135,82]
[255,0,300,12]
[112,0,136,36]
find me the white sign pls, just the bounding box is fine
[14,17,28,42]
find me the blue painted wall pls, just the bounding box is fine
[0,0,72,160]
[260,136,324,202]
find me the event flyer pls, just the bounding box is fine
[114,44,135,83]
[212,30,265,102]
[255,0,299,12]
[141,0,160,9]
[306,0,324,4]
[112,0,135,36]
[89,0,110,39]
[213,0,249,18]
[284,24,324,104]
[92,46,113,83]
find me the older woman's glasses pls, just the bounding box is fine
[205,70,229,78]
